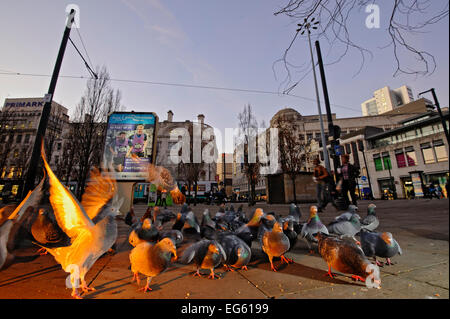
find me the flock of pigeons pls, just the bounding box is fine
[0,144,402,299]
[126,200,402,293]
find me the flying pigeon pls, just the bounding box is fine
[360,204,379,232]
[179,239,226,279]
[217,232,251,271]
[316,232,381,287]
[129,238,177,292]
[360,230,402,266]
[38,145,121,299]
[31,209,67,255]
[0,176,44,270]
[260,221,293,271]
[299,206,329,252]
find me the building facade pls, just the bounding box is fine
[361,85,415,116]
[0,97,69,201]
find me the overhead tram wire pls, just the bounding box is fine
[68,36,98,79]
[0,71,361,113]
[74,19,94,69]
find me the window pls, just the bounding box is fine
[421,142,435,164]
[24,134,30,143]
[16,134,22,143]
[405,146,417,166]
[345,144,351,154]
[433,140,448,162]
[307,133,313,141]
[57,143,62,151]
[382,152,392,170]
[395,149,407,168]
[373,154,383,171]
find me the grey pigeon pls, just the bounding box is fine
[334,205,360,222]
[234,208,265,248]
[201,209,217,240]
[217,232,251,271]
[328,211,361,240]
[179,239,226,279]
[360,230,402,266]
[158,229,184,246]
[361,204,379,232]
[300,206,329,251]
[130,238,177,292]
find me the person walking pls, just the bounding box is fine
[161,189,168,208]
[336,154,360,207]
[313,158,333,211]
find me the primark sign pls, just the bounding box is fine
[4,101,45,108]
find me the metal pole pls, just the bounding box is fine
[315,40,339,177]
[307,30,331,173]
[419,88,449,145]
[361,149,374,199]
[22,9,76,198]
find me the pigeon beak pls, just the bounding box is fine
[171,251,178,262]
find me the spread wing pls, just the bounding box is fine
[41,142,94,239]
[81,167,117,220]
[8,171,45,222]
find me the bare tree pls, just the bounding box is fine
[238,104,261,207]
[274,116,305,203]
[71,66,123,199]
[274,1,449,92]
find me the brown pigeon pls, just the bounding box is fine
[129,238,177,292]
[316,232,381,287]
[260,221,293,271]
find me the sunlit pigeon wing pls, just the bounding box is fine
[41,143,94,239]
[8,171,45,222]
[81,167,117,221]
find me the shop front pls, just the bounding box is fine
[378,177,395,200]
[400,176,414,199]
[424,171,449,198]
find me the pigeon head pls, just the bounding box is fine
[283,220,294,231]
[272,222,283,233]
[38,208,46,216]
[142,218,152,230]
[367,204,376,215]
[348,205,358,214]
[308,206,318,221]
[247,208,264,227]
[381,232,393,246]
[208,243,220,255]
[158,237,177,261]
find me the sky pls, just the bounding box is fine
[0,0,448,154]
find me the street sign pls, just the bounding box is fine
[334,145,343,156]
[361,176,367,182]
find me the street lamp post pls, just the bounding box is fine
[297,18,331,173]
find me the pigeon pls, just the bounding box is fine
[316,232,381,287]
[141,207,153,223]
[137,218,160,242]
[328,210,361,240]
[282,203,302,234]
[158,229,184,246]
[0,176,44,270]
[234,208,265,248]
[217,232,251,271]
[260,221,293,271]
[31,209,67,254]
[334,205,360,222]
[129,238,177,292]
[200,209,217,240]
[153,207,176,228]
[179,239,226,279]
[360,204,379,232]
[282,219,298,250]
[38,145,121,299]
[360,230,402,266]
[299,206,329,252]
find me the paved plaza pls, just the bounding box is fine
[0,198,448,299]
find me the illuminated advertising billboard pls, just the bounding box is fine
[103,112,158,181]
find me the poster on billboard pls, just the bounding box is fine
[103,112,158,181]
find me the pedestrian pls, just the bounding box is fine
[161,189,167,208]
[155,186,162,206]
[313,158,333,212]
[336,154,360,207]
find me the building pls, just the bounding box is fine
[155,110,217,186]
[361,85,415,116]
[216,153,233,196]
[365,111,449,199]
[0,97,69,201]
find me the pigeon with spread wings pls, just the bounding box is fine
[38,144,121,299]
